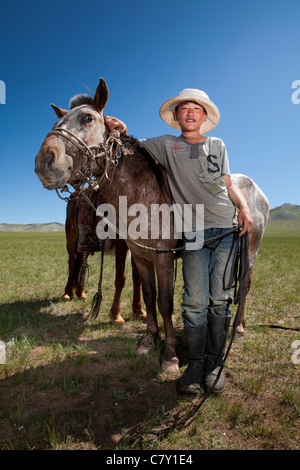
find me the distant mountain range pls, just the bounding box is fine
[0,203,299,232]
[0,222,64,232]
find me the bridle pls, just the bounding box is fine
[45,127,123,202]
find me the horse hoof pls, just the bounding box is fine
[62,294,71,301]
[161,357,180,373]
[140,311,147,322]
[136,342,155,356]
[136,345,151,355]
[110,314,126,326]
[77,292,87,300]
[132,307,147,322]
[236,324,245,336]
[137,335,156,356]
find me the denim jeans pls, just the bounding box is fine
[181,228,237,327]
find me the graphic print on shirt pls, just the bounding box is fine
[170,143,183,154]
[206,154,220,173]
[198,153,224,195]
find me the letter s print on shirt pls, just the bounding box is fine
[206,154,220,173]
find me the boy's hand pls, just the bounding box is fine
[104,115,127,135]
[237,206,253,236]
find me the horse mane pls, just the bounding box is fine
[69,94,93,109]
[120,134,156,168]
[120,134,172,200]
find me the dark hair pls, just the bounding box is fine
[175,101,207,115]
[69,94,93,109]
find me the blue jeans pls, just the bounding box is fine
[181,228,236,327]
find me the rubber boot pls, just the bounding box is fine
[177,324,206,395]
[205,313,231,394]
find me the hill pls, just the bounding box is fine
[267,203,300,230]
[0,223,64,232]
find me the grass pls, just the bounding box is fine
[0,227,299,450]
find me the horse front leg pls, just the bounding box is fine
[133,258,158,355]
[131,257,147,321]
[75,252,88,300]
[63,251,76,301]
[109,238,128,325]
[156,258,179,372]
[63,214,78,301]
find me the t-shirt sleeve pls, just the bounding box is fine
[138,136,168,167]
[219,139,230,175]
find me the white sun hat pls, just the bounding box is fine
[159,88,220,134]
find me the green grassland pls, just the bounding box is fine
[0,226,299,450]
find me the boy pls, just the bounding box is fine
[105,88,252,394]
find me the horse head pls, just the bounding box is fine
[35,78,109,190]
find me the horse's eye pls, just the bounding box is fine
[86,115,94,122]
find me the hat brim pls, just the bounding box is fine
[159,95,220,134]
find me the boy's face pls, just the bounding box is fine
[173,101,207,134]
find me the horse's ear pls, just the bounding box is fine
[93,77,109,113]
[51,103,68,118]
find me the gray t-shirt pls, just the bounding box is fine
[139,135,236,230]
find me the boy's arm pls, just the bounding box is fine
[222,175,253,236]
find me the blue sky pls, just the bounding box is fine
[0,0,299,224]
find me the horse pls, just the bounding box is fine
[62,190,146,325]
[228,173,269,334]
[35,77,269,371]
